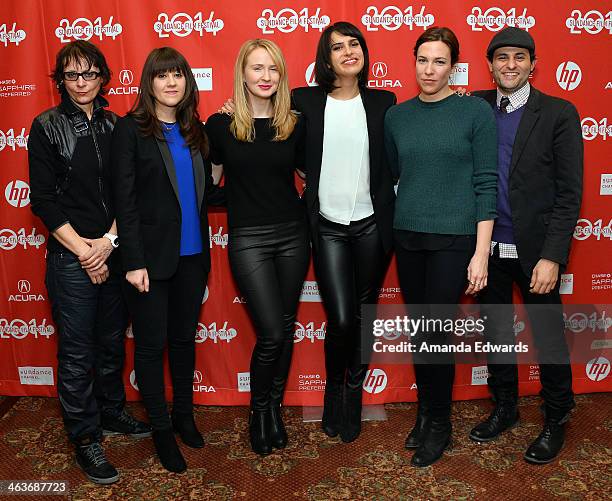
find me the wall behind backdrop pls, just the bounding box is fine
[0,0,611,405]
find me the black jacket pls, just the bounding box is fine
[291,86,397,252]
[111,115,224,280]
[473,87,583,275]
[28,94,116,252]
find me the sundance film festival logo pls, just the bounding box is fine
[257,7,330,34]
[129,369,139,390]
[361,5,434,31]
[55,17,122,43]
[5,180,30,208]
[466,6,536,31]
[601,174,612,195]
[0,318,54,340]
[368,62,403,89]
[18,366,54,386]
[195,321,237,343]
[556,62,582,91]
[108,69,138,96]
[573,218,612,241]
[581,117,612,141]
[566,9,612,35]
[0,227,45,251]
[209,225,228,249]
[154,11,224,38]
[294,321,326,343]
[0,127,28,152]
[586,357,610,382]
[0,22,26,46]
[564,310,612,334]
[363,368,388,394]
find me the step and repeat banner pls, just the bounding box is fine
[0,0,611,405]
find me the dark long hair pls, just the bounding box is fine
[129,47,207,155]
[51,40,111,96]
[315,21,370,93]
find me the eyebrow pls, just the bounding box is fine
[330,38,358,48]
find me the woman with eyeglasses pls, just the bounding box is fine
[112,47,224,473]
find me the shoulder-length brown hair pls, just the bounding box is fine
[129,47,207,155]
[231,39,296,142]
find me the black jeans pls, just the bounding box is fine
[229,219,310,411]
[315,215,388,393]
[479,249,574,415]
[395,231,476,419]
[124,254,207,430]
[46,251,128,444]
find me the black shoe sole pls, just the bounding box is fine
[102,429,153,438]
[404,440,420,450]
[76,460,119,485]
[469,419,519,443]
[523,452,559,464]
[321,426,339,438]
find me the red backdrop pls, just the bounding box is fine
[1,0,610,405]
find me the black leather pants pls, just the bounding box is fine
[229,219,310,411]
[315,215,388,394]
[46,251,128,444]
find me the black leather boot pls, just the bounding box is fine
[524,410,570,464]
[321,342,345,438]
[249,410,272,456]
[405,403,431,449]
[469,402,519,443]
[340,389,363,443]
[269,406,288,449]
[172,413,204,448]
[411,417,452,467]
[152,428,187,473]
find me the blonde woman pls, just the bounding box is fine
[205,39,309,456]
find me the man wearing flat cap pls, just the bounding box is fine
[469,27,583,464]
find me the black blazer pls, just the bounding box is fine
[111,116,224,280]
[473,87,583,275]
[291,86,397,252]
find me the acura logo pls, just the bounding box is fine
[119,69,134,86]
[17,280,30,293]
[193,370,203,384]
[372,62,388,78]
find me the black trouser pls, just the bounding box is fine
[395,232,476,419]
[229,219,310,411]
[479,249,574,415]
[315,215,388,394]
[46,251,128,444]
[124,254,207,430]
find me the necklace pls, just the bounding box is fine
[162,121,177,131]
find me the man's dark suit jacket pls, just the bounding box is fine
[112,115,224,280]
[473,87,583,276]
[291,86,396,253]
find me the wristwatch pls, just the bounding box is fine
[104,232,119,249]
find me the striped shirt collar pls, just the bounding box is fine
[496,83,530,113]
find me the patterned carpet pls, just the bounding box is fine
[0,394,610,500]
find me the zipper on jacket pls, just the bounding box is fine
[90,116,110,224]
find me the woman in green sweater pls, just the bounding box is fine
[384,27,497,467]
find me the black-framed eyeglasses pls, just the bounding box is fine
[63,71,101,81]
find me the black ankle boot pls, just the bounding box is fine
[172,413,204,448]
[269,406,288,449]
[469,401,519,443]
[152,428,187,473]
[321,386,343,438]
[524,410,570,464]
[249,410,272,456]
[411,418,452,467]
[405,404,431,449]
[340,390,363,443]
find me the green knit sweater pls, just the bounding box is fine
[384,93,498,235]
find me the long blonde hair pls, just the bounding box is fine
[231,39,296,142]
